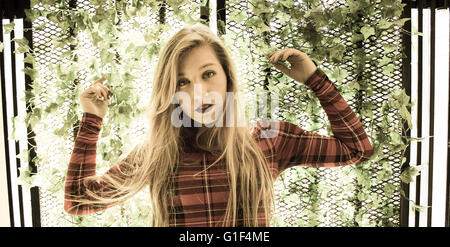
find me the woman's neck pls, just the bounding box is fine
[180,126,221,153]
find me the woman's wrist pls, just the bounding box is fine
[303,59,318,83]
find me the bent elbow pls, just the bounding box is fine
[64,200,92,216]
[363,139,375,160]
[64,200,81,216]
[355,146,374,164]
[362,147,374,161]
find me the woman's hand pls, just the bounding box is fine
[267,48,317,84]
[80,77,111,118]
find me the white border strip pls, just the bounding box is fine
[0,23,11,227]
[431,9,450,227]
[409,8,419,227]
[14,18,33,227]
[2,19,21,227]
[209,0,217,36]
[418,8,431,227]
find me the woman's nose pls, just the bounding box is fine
[193,82,209,104]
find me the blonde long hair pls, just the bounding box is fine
[77,23,275,226]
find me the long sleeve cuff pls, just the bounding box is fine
[303,68,329,94]
[77,112,103,141]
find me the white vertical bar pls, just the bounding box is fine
[0,25,11,227]
[409,8,419,227]
[209,0,217,36]
[419,8,431,227]
[14,18,33,227]
[431,9,449,227]
[2,19,22,227]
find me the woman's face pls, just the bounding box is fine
[175,44,227,126]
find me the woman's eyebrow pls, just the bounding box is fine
[178,63,217,76]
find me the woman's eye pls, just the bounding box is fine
[177,71,215,87]
[177,79,189,87]
[204,71,216,78]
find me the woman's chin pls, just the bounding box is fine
[191,116,220,127]
[190,108,224,127]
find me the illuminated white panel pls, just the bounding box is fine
[408,8,419,227]
[14,18,33,227]
[418,8,431,227]
[209,0,217,36]
[431,9,449,227]
[2,19,21,227]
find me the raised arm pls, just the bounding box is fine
[64,78,129,215]
[64,113,132,215]
[260,49,373,174]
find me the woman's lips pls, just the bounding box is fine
[196,104,214,113]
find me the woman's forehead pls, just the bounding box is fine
[178,46,220,74]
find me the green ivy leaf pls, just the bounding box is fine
[30,0,40,8]
[13,46,30,54]
[255,23,271,36]
[24,54,36,65]
[384,183,395,198]
[351,33,364,43]
[13,37,30,54]
[22,67,39,80]
[3,22,15,34]
[360,26,375,41]
[90,0,107,6]
[389,131,403,146]
[411,204,430,213]
[393,18,410,27]
[347,0,361,14]
[382,64,395,76]
[378,19,393,29]
[400,166,423,183]
[45,102,59,113]
[329,44,346,62]
[378,56,391,67]
[399,105,412,129]
[347,80,360,90]
[361,106,374,118]
[412,25,424,36]
[24,9,40,22]
[331,68,348,83]
[17,165,34,190]
[229,9,247,25]
[383,44,397,54]
[280,0,293,8]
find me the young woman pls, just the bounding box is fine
[64,23,373,227]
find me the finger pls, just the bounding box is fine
[274,49,291,63]
[267,51,276,58]
[269,50,282,63]
[272,62,290,76]
[88,85,105,101]
[282,49,294,61]
[94,77,106,84]
[97,84,111,99]
[272,50,284,63]
[97,85,109,101]
[85,85,100,96]
[268,52,275,63]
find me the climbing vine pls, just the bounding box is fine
[3,0,419,226]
